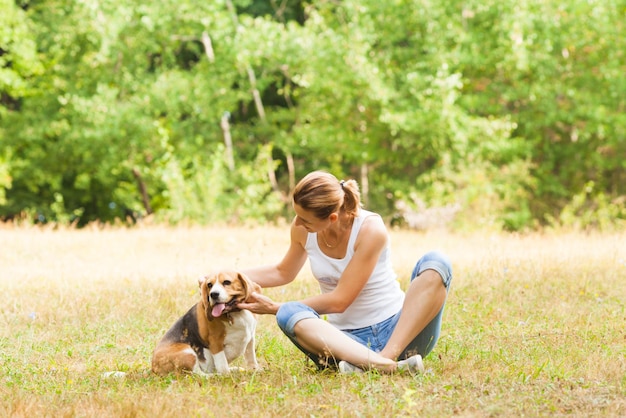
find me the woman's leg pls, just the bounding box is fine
[276,302,398,372]
[294,318,398,372]
[379,251,453,360]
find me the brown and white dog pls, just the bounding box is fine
[151,271,261,376]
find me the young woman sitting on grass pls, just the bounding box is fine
[238,171,453,373]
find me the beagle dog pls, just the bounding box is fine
[151,271,261,375]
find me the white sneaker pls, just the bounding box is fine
[338,360,365,374]
[397,354,424,373]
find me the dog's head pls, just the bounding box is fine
[198,271,260,320]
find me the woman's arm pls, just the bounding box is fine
[300,215,388,314]
[241,218,308,288]
[240,215,388,316]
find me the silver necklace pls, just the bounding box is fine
[320,230,337,248]
[320,219,354,248]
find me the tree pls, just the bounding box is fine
[0,0,43,207]
[1,0,624,230]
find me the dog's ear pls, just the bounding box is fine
[237,272,251,296]
[237,272,261,301]
[198,275,214,320]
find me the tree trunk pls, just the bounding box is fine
[360,163,369,208]
[132,167,153,215]
[226,0,286,201]
[220,113,235,171]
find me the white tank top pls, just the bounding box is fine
[305,209,405,329]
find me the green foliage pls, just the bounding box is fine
[0,0,43,101]
[550,181,626,231]
[453,0,626,227]
[0,151,10,206]
[0,0,624,229]
[160,144,284,223]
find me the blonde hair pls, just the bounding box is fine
[292,171,361,220]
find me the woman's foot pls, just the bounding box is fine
[338,354,424,374]
[397,354,424,373]
[338,360,364,374]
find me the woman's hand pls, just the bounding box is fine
[238,292,281,315]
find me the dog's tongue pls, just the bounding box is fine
[212,303,226,317]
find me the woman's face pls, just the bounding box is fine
[293,204,336,233]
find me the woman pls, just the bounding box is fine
[238,171,453,373]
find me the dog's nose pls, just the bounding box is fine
[210,291,220,300]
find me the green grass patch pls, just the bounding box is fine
[1,226,624,416]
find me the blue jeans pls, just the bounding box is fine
[276,250,453,368]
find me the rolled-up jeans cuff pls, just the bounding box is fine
[276,302,320,338]
[411,250,453,289]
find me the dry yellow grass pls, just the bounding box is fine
[1,224,625,417]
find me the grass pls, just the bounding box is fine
[1,224,625,417]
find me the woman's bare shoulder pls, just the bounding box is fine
[355,211,388,248]
[289,216,309,247]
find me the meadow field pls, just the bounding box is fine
[1,224,624,417]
